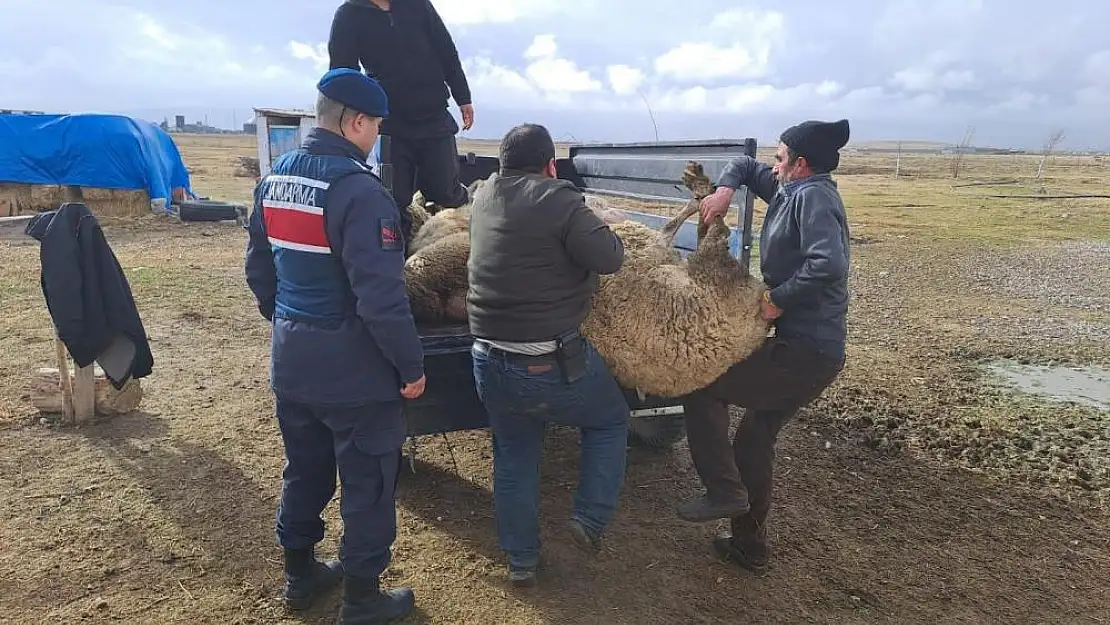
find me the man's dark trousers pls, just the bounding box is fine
[682,334,843,562]
[274,399,404,581]
[386,132,469,214]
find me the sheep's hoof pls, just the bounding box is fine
[628,415,686,449]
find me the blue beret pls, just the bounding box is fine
[317,68,389,118]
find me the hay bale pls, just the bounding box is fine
[0,183,152,218]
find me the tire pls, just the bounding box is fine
[174,200,247,224]
[627,415,686,449]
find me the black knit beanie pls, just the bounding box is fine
[779,118,850,173]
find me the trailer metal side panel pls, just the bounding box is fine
[566,138,759,266]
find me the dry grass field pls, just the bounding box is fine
[2,132,1109,624]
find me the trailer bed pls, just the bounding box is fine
[405,322,687,447]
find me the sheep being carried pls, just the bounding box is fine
[401,161,771,398]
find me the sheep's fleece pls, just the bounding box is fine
[401,163,770,398]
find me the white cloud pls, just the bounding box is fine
[518,35,603,98]
[654,9,785,82]
[653,42,771,81]
[429,0,537,25]
[889,51,977,93]
[891,66,976,92]
[709,7,785,37]
[607,65,645,96]
[428,0,586,26]
[524,34,557,59]
[289,41,328,71]
[525,58,602,94]
[645,80,845,114]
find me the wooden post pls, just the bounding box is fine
[53,334,95,424]
[54,336,75,423]
[73,364,95,424]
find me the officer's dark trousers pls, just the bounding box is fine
[387,133,469,214]
[682,334,843,541]
[274,399,403,581]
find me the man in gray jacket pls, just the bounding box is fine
[680,119,852,574]
[466,123,629,587]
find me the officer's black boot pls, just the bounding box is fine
[337,574,415,624]
[283,547,344,611]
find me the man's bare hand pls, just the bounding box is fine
[401,375,426,399]
[760,291,783,321]
[699,187,733,222]
[459,104,474,130]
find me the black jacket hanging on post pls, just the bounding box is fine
[24,202,154,389]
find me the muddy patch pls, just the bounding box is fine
[986,360,1110,411]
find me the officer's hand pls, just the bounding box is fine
[401,375,427,400]
[460,104,474,130]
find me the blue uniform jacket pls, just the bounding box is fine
[245,128,424,414]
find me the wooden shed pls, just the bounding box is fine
[251,106,386,179]
[252,108,317,177]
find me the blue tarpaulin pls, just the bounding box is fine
[0,112,193,204]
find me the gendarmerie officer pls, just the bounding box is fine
[245,68,426,623]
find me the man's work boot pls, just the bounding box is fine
[713,535,770,575]
[568,518,601,554]
[714,513,770,574]
[508,563,538,588]
[337,574,415,624]
[283,547,343,611]
[676,493,750,523]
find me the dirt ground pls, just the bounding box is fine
[2,135,1109,624]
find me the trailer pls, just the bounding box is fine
[396,137,760,449]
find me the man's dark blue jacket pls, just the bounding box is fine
[245,127,424,419]
[328,0,470,138]
[24,202,154,389]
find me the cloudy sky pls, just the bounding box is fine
[2,0,1108,149]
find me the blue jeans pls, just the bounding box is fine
[471,338,630,569]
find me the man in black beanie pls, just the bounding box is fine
[677,119,852,574]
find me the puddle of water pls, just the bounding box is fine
[985,360,1110,411]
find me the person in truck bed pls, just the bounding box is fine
[328,0,474,240]
[466,123,631,588]
[683,118,853,575]
[245,68,426,624]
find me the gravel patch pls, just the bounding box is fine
[964,240,1110,312]
[971,315,1110,344]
